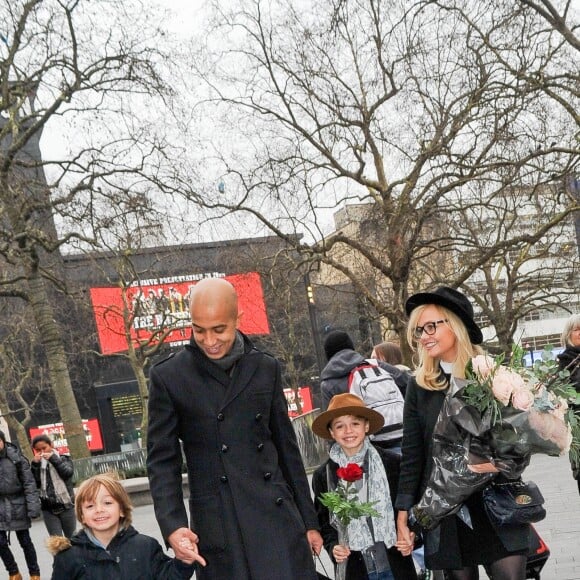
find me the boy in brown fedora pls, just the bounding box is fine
[311,394,417,580]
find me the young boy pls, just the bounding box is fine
[311,393,417,580]
[47,473,196,579]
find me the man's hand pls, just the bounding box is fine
[167,527,207,567]
[307,529,323,555]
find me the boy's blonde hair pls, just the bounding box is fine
[407,304,483,391]
[75,472,133,528]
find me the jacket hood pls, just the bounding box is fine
[46,535,72,555]
[320,349,366,380]
[47,525,138,555]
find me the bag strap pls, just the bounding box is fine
[313,553,332,579]
[348,361,383,389]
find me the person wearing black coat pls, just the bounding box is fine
[48,473,194,580]
[557,313,580,494]
[147,278,323,580]
[0,431,41,580]
[396,287,530,580]
[31,433,76,538]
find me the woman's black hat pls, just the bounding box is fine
[405,286,483,345]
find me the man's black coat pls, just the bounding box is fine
[147,335,319,580]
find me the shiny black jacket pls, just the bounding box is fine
[30,452,75,511]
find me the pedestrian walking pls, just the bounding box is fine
[557,313,580,495]
[0,431,41,580]
[146,277,323,580]
[311,393,417,580]
[396,287,529,580]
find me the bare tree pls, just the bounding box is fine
[519,0,580,51]
[161,0,579,360]
[0,0,173,457]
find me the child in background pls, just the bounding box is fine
[31,434,76,539]
[47,473,195,580]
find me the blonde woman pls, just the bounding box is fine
[396,287,529,580]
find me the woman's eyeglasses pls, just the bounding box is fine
[413,319,448,340]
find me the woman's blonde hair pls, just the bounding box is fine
[75,472,133,528]
[561,314,580,347]
[407,304,483,391]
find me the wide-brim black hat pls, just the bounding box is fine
[405,286,483,345]
[312,393,385,440]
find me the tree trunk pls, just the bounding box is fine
[26,274,89,459]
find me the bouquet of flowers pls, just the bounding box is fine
[319,463,380,580]
[409,346,580,531]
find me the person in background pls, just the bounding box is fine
[0,431,41,580]
[31,433,76,538]
[557,313,580,495]
[321,331,408,410]
[146,277,322,579]
[371,342,411,372]
[47,473,195,579]
[397,287,529,580]
[311,393,417,580]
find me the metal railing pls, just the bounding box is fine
[291,408,329,472]
[73,448,147,482]
[72,409,328,481]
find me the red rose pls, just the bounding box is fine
[336,463,363,482]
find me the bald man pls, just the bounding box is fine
[147,278,322,580]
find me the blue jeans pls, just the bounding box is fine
[368,570,395,580]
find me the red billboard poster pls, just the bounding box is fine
[29,418,104,454]
[89,272,270,355]
[284,387,313,418]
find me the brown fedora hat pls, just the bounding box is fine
[312,393,385,440]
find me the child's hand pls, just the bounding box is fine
[332,543,351,563]
[168,527,206,567]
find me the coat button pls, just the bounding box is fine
[220,475,228,483]
[255,412,262,421]
[221,444,229,453]
[257,443,264,452]
[264,472,272,480]
[217,413,225,421]
[275,497,283,505]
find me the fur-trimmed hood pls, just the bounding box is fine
[46,534,72,555]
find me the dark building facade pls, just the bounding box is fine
[36,235,322,453]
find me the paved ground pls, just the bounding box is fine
[9,454,578,579]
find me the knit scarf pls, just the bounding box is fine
[40,453,72,507]
[329,438,396,550]
[210,331,246,373]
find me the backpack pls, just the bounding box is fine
[347,359,404,443]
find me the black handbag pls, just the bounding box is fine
[482,479,546,526]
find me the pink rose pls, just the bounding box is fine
[528,409,572,453]
[490,368,515,405]
[511,387,534,411]
[471,355,496,379]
